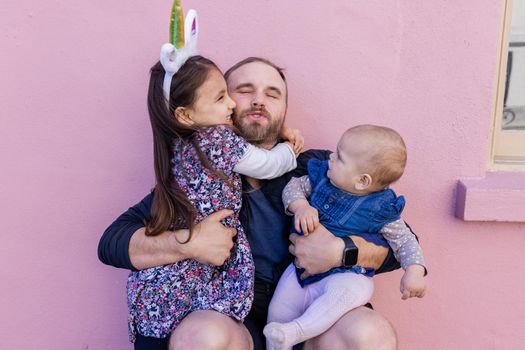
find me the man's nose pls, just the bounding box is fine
[251,91,265,108]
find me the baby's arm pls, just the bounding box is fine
[283,176,319,235]
[380,220,427,300]
[233,143,297,179]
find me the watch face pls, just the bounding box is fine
[344,247,358,267]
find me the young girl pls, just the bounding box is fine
[264,125,427,350]
[125,53,301,345]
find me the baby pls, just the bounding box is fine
[264,124,427,350]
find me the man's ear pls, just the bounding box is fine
[355,174,372,191]
[175,106,194,126]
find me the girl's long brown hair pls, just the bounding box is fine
[146,56,220,241]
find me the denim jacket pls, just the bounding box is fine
[296,159,405,286]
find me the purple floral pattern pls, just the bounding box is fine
[126,125,254,341]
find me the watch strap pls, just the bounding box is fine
[341,236,359,267]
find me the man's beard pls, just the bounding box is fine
[233,107,283,146]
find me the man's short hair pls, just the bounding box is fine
[224,57,287,83]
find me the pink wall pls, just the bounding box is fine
[1,1,524,349]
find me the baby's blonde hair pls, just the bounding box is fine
[343,125,407,187]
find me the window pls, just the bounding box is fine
[491,0,525,170]
[456,0,525,222]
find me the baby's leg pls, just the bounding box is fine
[264,264,308,350]
[265,272,373,350]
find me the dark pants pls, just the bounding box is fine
[134,334,168,350]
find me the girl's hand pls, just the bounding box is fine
[280,127,304,155]
[294,203,319,235]
[400,264,427,300]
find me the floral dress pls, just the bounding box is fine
[126,125,255,341]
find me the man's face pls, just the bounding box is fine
[226,62,287,146]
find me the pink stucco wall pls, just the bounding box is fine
[1,1,524,349]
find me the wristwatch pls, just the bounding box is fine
[341,236,359,267]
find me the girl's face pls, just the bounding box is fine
[183,68,236,127]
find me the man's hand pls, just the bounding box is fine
[289,224,343,279]
[280,127,304,155]
[289,225,390,280]
[129,209,236,270]
[184,209,237,266]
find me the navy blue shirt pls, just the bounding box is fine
[242,182,291,284]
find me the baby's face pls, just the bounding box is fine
[327,134,370,194]
[328,125,406,193]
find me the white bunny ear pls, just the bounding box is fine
[160,4,199,105]
[184,9,198,55]
[160,43,177,73]
[160,43,180,102]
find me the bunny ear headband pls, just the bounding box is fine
[160,0,199,104]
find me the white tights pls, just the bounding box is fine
[264,264,374,350]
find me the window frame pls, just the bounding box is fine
[489,0,525,171]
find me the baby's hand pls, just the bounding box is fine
[400,264,426,300]
[293,202,319,235]
[280,127,304,155]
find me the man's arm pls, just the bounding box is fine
[98,194,153,270]
[289,224,403,277]
[98,193,237,270]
